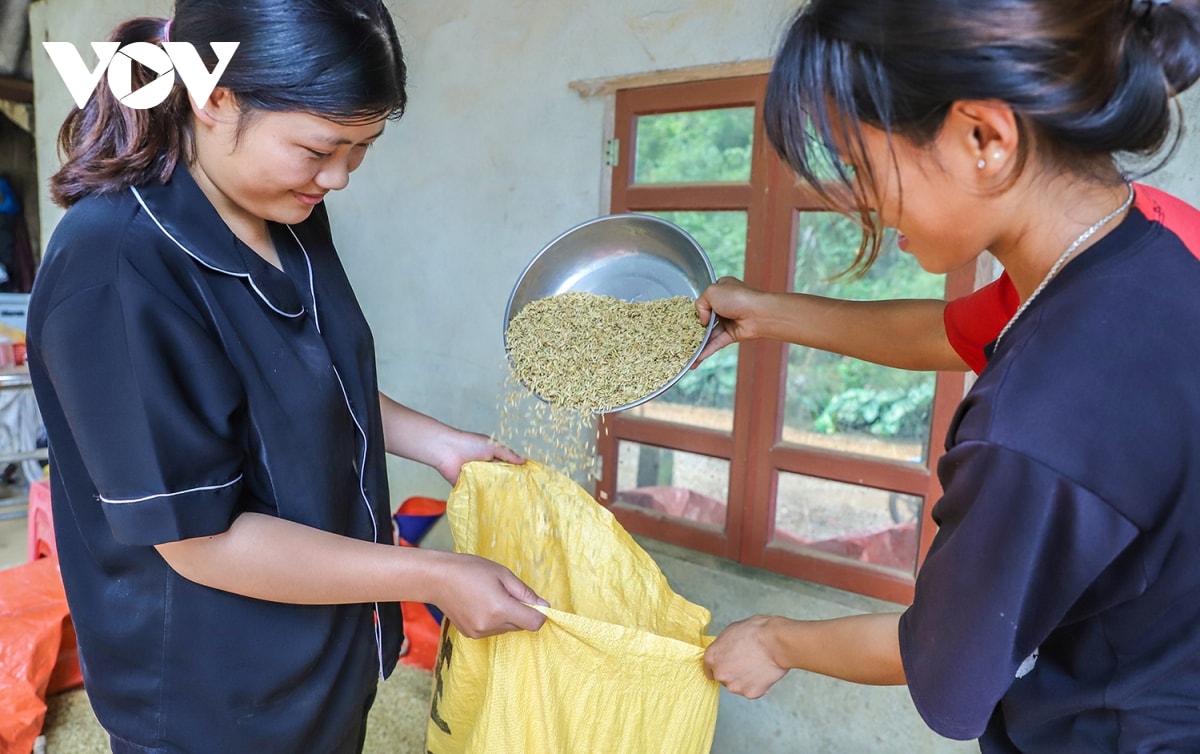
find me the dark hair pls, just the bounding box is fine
[764,0,1200,275]
[50,0,408,208]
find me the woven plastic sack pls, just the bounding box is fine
[425,461,719,754]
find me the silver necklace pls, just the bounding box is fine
[994,183,1135,346]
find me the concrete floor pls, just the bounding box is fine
[0,510,27,569]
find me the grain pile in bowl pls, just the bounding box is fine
[505,292,706,413]
[495,292,705,484]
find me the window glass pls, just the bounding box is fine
[774,471,921,574]
[614,441,730,531]
[783,212,944,463]
[633,107,754,184]
[625,211,745,432]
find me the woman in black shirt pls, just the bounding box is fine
[28,3,546,752]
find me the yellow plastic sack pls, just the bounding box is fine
[425,460,719,754]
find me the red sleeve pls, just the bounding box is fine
[943,184,1197,375]
[1133,183,1200,259]
[943,272,1019,374]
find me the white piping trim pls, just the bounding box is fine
[332,366,386,679]
[100,474,244,505]
[130,186,305,319]
[287,225,322,335]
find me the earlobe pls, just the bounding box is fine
[951,100,1019,176]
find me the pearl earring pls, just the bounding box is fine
[977,159,987,170]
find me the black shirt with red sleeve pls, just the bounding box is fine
[902,185,1200,751]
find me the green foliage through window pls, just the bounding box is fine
[787,213,943,449]
[634,108,754,184]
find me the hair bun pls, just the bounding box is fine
[1132,0,1200,94]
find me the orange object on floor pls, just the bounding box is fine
[393,496,446,671]
[0,556,77,754]
[20,479,84,695]
[26,479,55,561]
[399,601,444,671]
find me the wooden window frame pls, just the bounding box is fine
[595,74,975,604]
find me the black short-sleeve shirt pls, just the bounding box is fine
[899,190,1200,751]
[27,168,402,753]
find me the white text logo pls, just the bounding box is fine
[42,42,239,110]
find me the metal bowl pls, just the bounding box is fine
[503,213,717,413]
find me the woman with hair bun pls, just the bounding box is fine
[27,2,547,752]
[702,0,1200,750]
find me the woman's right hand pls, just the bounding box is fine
[694,277,768,364]
[703,615,789,699]
[432,552,549,638]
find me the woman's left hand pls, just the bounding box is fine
[433,429,525,485]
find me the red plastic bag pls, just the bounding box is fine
[0,556,73,754]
